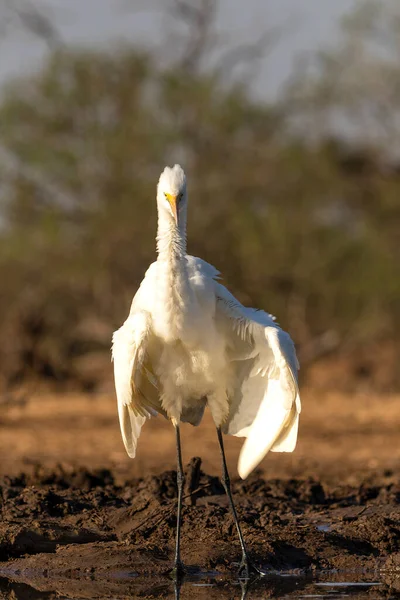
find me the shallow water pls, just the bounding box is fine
[0,570,397,600]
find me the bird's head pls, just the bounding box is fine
[157,164,187,227]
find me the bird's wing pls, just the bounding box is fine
[214,282,301,479]
[112,310,160,458]
[129,261,158,312]
[185,255,221,280]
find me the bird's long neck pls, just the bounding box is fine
[156,213,187,263]
[155,212,192,338]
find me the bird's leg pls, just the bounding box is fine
[216,427,265,579]
[172,420,185,579]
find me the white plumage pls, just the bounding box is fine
[112,164,300,480]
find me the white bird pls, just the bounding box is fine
[112,165,300,578]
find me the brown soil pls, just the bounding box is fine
[0,389,399,598]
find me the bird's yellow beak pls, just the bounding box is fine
[165,193,179,225]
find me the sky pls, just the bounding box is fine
[0,0,357,97]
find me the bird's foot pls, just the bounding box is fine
[169,559,185,582]
[238,555,267,579]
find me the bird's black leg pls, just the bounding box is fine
[216,427,265,579]
[171,421,185,580]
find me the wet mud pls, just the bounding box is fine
[0,458,399,598]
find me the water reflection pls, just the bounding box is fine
[0,572,393,599]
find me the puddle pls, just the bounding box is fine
[316,524,332,533]
[316,581,382,587]
[0,571,395,600]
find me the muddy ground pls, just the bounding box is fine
[0,389,399,598]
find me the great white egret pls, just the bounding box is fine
[112,165,300,578]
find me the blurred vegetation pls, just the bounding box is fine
[0,0,399,392]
